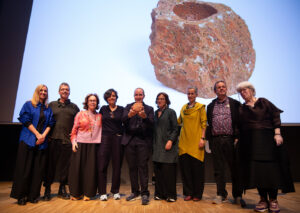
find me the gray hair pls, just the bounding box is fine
[213,80,226,92]
[59,82,70,91]
[187,86,198,95]
[236,81,256,96]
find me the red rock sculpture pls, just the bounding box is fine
[149,0,255,98]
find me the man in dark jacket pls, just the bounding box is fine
[206,80,245,207]
[121,88,154,205]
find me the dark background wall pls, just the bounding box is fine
[1,123,299,183]
[0,0,33,122]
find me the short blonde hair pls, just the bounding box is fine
[31,84,48,107]
[236,81,256,96]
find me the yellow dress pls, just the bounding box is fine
[178,102,207,162]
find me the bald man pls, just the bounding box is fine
[121,88,154,205]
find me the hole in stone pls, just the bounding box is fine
[173,2,217,21]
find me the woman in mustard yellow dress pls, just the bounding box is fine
[178,86,207,201]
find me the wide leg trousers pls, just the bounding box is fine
[179,154,204,199]
[10,141,46,200]
[44,139,72,186]
[153,162,177,199]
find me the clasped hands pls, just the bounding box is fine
[128,102,147,118]
[35,133,46,145]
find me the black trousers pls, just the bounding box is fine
[153,162,177,199]
[97,134,124,195]
[125,137,150,196]
[44,139,72,187]
[68,143,97,198]
[210,136,243,198]
[179,154,204,199]
[10,141,47,200]
[258,187,278,200]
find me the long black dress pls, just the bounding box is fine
[239,98,294,193]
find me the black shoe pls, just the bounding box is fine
[28,198,39,204]
[17,197,27,205]
[126,193,141,201]
[58,184,70,199]
[43,186,51,201]
[141,195,149,205]
[234,196,246,208]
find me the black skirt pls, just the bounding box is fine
[68,143,98,198]
[240,129,294,192]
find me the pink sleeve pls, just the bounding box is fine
[70,111,81,144]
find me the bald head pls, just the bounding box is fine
[134,88,145,103]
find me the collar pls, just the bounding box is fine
[37,102,46,108]
[216,97,229,104]
[58,98,70,107]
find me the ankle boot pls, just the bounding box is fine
[58,184,70,199]
[43,186,51,201]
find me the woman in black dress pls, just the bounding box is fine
[237,81,294,213]
[97,89,124,201]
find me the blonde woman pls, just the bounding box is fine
[10,84,55,205]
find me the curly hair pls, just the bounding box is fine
[155,92,171,107]
[83,93,100,110]
[103,88,118,103]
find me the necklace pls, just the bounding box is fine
[87,111,97,137]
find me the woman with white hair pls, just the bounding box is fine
[236,81,294,213]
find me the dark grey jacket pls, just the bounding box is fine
[152,107,179,163]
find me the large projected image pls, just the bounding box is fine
[13,0,300,123]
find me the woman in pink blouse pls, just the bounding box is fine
[68,94,102,201]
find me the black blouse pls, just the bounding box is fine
[100,105,124,135]
[239,98,283,130]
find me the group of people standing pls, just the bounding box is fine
[10,81,294,213]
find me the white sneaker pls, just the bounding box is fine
[113,193,121,200]
[100,194,108,201]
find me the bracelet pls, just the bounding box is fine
[275,133,281,135]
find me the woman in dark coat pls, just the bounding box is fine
[237,81,294,213]
[152,92,179,202]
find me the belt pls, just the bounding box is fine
[212,135,233,138]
